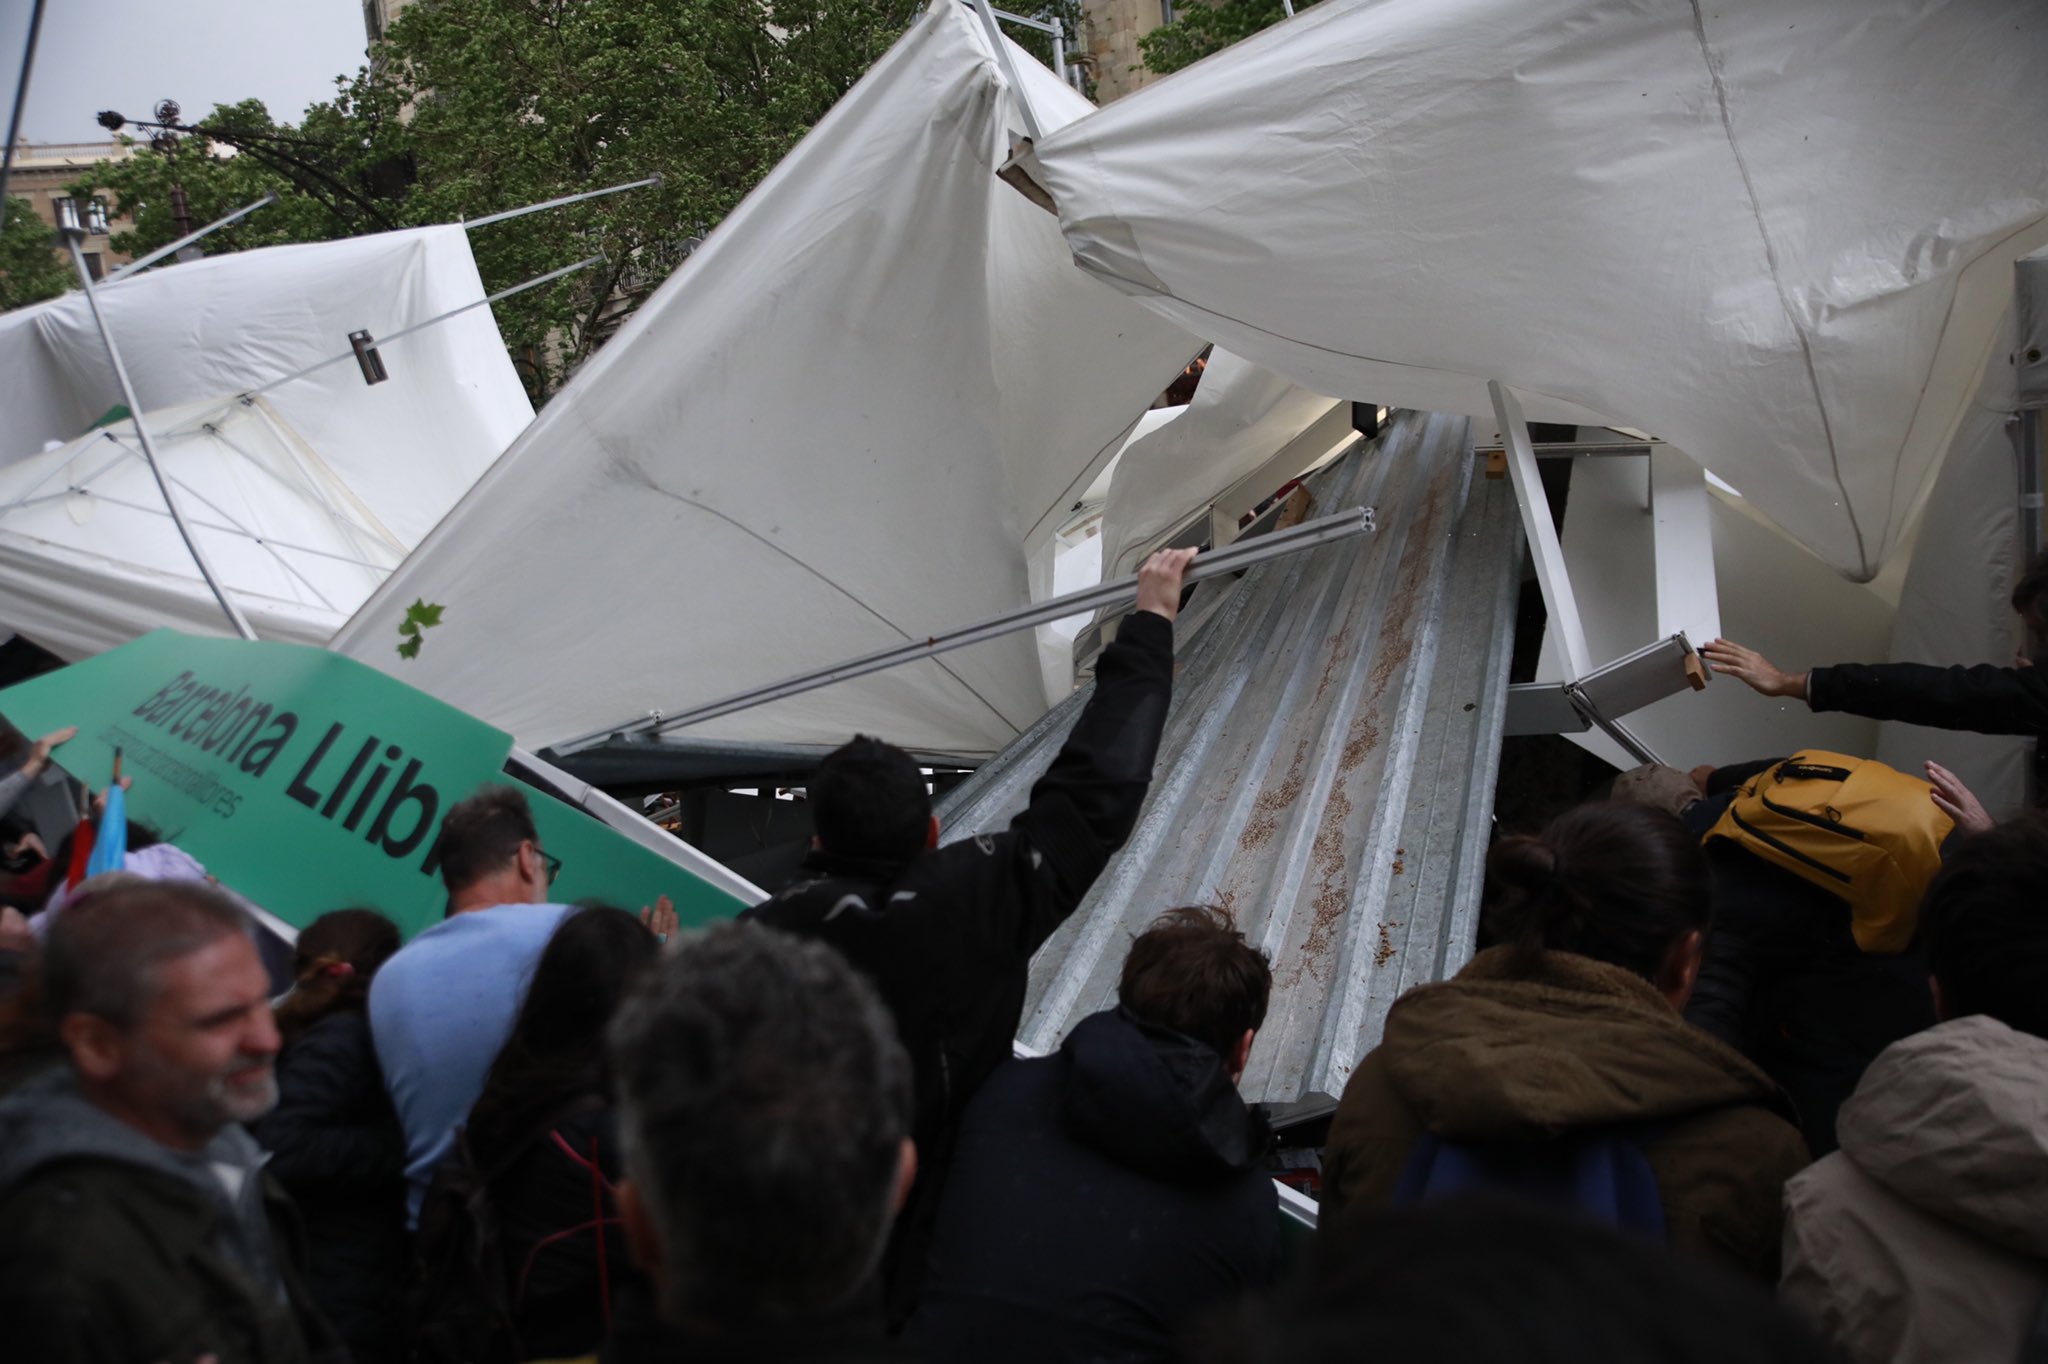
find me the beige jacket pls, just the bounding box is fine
[1322,947,1810,1281]
[1781,1015,2048,1364]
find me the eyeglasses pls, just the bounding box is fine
[537,847,563,885]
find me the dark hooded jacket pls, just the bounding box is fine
[0,1066,344,1364]
[913,1007,1279,1363]
[251,1008,410,1362]
[744,608,1175,1321]
[1321,947,1809,1282]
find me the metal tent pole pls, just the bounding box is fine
[107,192,277,281]
[55,204,255,640]
[461,176,661,230]
[0,0,48,214]
[240,252,604,399]
[972,0,1043,141]
[553,504,1378,755]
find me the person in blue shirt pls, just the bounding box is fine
[368,784,674,1224]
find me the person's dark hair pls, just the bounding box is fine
[1119,906,1273,1057]
[1481,802,1710,981]
[1922,813,2048,1039]
[808,735,930,867]
[436,784,540,894]
[2009,548,2048,626]
[1194,1197,1838,1364]
[608,921,911,1322]
[43,880,250,1029]
[467,905,658,1164]
[273,908,401,1040]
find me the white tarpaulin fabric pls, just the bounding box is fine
[0,226,533,548]
[331,4,1198,756]
[0,396,405,656]
[1098,349,1346,580]
[1874,290,2033,818]
[1018,0,2048,580]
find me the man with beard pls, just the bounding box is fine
[0,881,344,1364]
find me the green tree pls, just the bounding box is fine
[377,0,928,393]
[67,95,411,266]
[56,1,1085,395]
[1138,0,1316,77]
[1,196,72,310]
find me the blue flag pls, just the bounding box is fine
[84,784,127,879]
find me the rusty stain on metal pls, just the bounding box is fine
[933,409,1523,1105]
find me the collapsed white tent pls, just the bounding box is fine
[1097,349,1350,582]
[0,226,533,549]
[0,396,406,655]
[331,3,1199,756]
[1014,0,2048,580]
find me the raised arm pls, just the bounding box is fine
[994,548,1192,948]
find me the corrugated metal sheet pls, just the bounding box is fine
[936,408,1523,1104]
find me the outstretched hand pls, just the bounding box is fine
[23,725,77,774]
[641,894,678,945]
[1925,761,1994,837]
[1701,638,1808,699]
[88,776,133,818]
[1135,547,1200,624]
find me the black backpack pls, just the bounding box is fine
[410,1096,606,1364]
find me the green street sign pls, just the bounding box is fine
[0,630,747,938]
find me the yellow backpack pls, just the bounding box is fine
[1704,750,1954,955]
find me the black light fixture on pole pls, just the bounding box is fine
[98,100,205,263]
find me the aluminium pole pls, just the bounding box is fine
[55,206,255,640]
[107,192,277,281]
[552,504,1377,754]
[971,0,1043,141]
[240,252,605,399]
[461,176,662,230]
[0,0,48,214]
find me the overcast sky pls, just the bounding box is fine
[5,0,369,146]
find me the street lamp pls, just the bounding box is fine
[98,100,203,262]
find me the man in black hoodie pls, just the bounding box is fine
[912,906,1280,1363]
[745,546,1193,1322]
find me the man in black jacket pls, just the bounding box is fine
[913,906,1280,1363]
[744,546,1195,1323]
[0,881,342,1364]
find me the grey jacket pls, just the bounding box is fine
[0,1066,341,1364]
[1781,1015,2048,1364]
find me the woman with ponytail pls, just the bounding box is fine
[1320,802,1809,1281]
[253,908,410,1362]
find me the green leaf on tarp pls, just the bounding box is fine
[90,404,133,430]
[395,599,445,659]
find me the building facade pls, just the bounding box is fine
[7,139,135,280]
[1080,0,1171,103]
[363,0,416,45]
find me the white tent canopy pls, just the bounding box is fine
[1016,0,2048,580]
[0,396,404,655]
[1098,348,1348,582]
[0,225,533,550]
[331,3,1199,757]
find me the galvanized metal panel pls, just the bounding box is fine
[937,409,1523,1103]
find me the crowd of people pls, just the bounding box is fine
[0,543,2042,1364]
